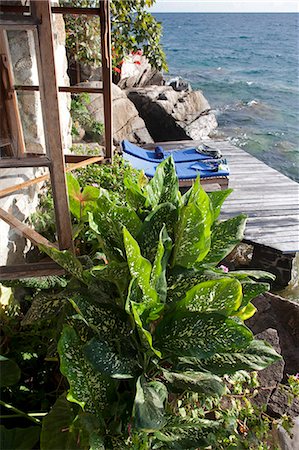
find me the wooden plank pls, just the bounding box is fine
[0,30,26,156]
[0,5,106,16]
[0,156,104,199]
[0,207,57,248]
[0,156,51,168]
[0,261,64,280]
[14,85,104,94]
[31,0,73,251]
[0,15,39,28]
[100,0,113,161]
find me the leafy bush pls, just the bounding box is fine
[63,0,167,73]
[28,156,283,449]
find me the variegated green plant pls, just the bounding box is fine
[38,156,279,449]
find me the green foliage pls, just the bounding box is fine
[62,0,167,73]
[32,155,282,448]
[0,425,40,450]
[71,93,104,142]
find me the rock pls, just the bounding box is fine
[167,76,191,92]
[246,293,299,377]
[79,81,153,146]
[127,85,217,142]
[118,54,163,89]
[253,328,284,407]
[277,416,299,450]
[221,243,254,269]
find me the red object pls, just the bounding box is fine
[134,61,141,65]
[113,67,121,74]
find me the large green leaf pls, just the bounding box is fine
[40,394,83,450]
[68,293,132,339]
[133,376,168,432]
[239,281,269,309]
[21,291,68,326]
[174,278,242,316]
[179,339,281,375]
[163,370,225,396]
[145,156,180,209]
[67,173,100,221]
[202,214,247,266]
[130,299,162,358]
[208,189,233,221]
[154,417,220,450]
[39,245,85,282]
[172,178,212,268]
[89,189,142,260]
[2,275,67,290]
[150,225,172,303]
[166,267,207,304]
[83,338,140,379]
[123,227,157,303]
[155,311,253,359]
[87,261,130,297]
[0,426,40,450]
[0,355,21,387]
[124,175,147,210]
[228,270,276,281]
[138,202,177,261]
[58,326,116,414]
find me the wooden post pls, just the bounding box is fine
[0,30,26,157]
[30,0,73,251]
[99,0,113,161]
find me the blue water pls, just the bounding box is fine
[154,13,299,181]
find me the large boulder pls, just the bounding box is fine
[118,53,163,89]
[82,82,153,146]
[127,85,217,142]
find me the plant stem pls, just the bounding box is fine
[0,399,41,425]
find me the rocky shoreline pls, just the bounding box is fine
[74,55,218,147]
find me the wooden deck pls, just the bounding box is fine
[145,140,299,255]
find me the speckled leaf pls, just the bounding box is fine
[172,178,212,268]
[89,189,142,260]
[181,339,281,375]
[239,281,269,309]
[130,300,162,358]
[133,376,168,431]
[123,227,157,303]
[166,267,208,304]
[145,156,180,209]
[58,326,116,414]
[68,293,132,339]
[124,176,147,210]
[139,202,177,262]
[154,418,220,449]
[163,370,225,396]
[228,270,276,281]
[202,214,247,266]
[208,189,233,221]
[2,275,67,290]
[150,225,172,303]
[83,338,139,379]
[88,261,130,297]
[174,278,243,316]
[39,245,85,282]
[155,311,253,359]
[21,291,68,326]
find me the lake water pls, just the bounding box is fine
[155,13,299,182]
